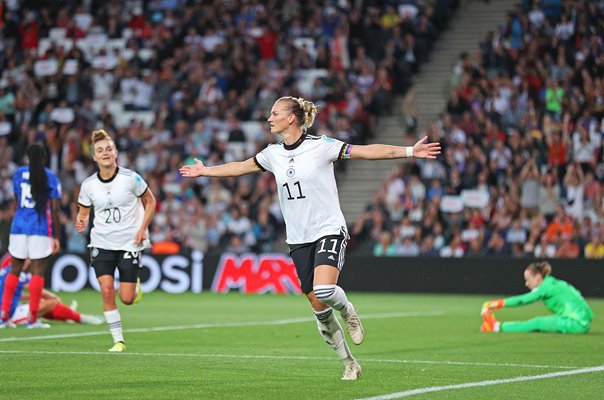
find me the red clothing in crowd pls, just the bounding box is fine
[19,20,39,50]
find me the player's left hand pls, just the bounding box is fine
[412,136,441,159]
[134,229,146,245]
[481,299,505,316]
[179,158,206,178]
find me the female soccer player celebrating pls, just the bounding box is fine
[481,261,593,334]
[180,96,441,380]
[76,130,156,352]
[0,143,62,329]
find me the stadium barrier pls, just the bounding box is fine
[41,251,604,297]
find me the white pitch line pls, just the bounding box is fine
[0,350,581,371]
[0,310,443,342]
[359,358,578,370]
[354,366,604,400]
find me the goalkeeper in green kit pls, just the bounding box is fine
[480,261,593,334]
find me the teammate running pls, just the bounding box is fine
[76,129,156,352]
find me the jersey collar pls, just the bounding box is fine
[98,167,119,183]
[283,133,306,150]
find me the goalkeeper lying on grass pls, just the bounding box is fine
[481,261,593,334]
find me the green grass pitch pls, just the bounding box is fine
[1,291,603,399]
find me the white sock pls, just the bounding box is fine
[313,285,352,318]
[314,308,355,364]
[104,309,124,343]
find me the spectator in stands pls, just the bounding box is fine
[373,231,398,257]
[179,95,441,380]
[584,233,604,259]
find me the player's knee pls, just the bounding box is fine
[313,284,337,306]
[120,294,135,305]
[100,285,115,300]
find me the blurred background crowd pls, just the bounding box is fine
[351,0,604,259]
[0,0,602,260]
[0,0,454,255]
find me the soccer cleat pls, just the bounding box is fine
[481,299,504,316]
[109,342,126,352]
[342,360,362,381]
[480,311,499,333]
[80,314,105,325]
[25,320,51,329]
[344,303,364,345]
[134,278,143,304]
[0,320,16,329]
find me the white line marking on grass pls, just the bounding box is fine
[0,350,579,371]
[0,310,443,343]
[360,358,578,370]
[354,366,604,400]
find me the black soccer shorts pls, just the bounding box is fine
[288,233,348,294]
[90,247,142,283]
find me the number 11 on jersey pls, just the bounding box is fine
[283,181,306,200]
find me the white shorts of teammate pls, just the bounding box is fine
[8,235,54,259]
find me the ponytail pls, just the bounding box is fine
[277,96,318,132]
[26,143,49,218]
[526,261,552,278]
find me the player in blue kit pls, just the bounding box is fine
[1,144,62,329]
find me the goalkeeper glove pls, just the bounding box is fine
[481,299,504,316]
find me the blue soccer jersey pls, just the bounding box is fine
[10,166,62,237]
[0,266,30,318]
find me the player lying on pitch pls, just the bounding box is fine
[0,254,103,328]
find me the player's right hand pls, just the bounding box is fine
[52,238,61,255]
[481,299,504,316]
[74,219,87,233]
[179,158,205,178]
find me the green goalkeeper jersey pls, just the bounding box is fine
[504,276,593,325]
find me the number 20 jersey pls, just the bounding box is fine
[254,134,350,245]
[78,167,150,252]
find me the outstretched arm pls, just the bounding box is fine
[349,136,441,160]
[480,290,542,316]
[179,157,262,178]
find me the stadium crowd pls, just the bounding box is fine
[352,0,604,259]
[0,0,456,256]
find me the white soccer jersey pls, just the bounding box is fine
[255,134,351,244]
[78,167,151,252]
